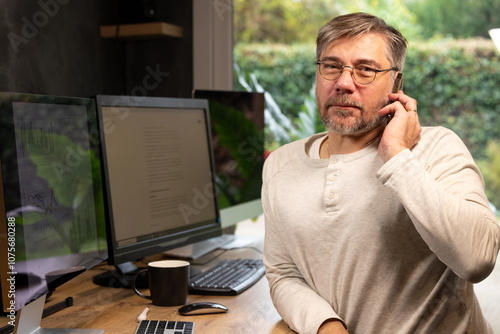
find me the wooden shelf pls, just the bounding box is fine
[100,22,183,39]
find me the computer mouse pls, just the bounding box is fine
[178,302,228,316]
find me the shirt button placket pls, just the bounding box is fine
[324,157,340,213]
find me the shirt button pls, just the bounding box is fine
[329,176,336,182]
[327,193,334,199]
[330,158,338,164]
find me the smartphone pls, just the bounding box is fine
[386,72,404,122]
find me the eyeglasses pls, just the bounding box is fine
[315,59,398,85]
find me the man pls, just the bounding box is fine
[262,12,500,334]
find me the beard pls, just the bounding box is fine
[319,94,387,136]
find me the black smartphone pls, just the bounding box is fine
[386,72,404,122]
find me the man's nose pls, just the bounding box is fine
[334,67,356,92]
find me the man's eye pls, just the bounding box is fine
[323,63,341,70]
[357,66,375,73]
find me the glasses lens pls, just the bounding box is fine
[319,62,376,84]
[320,62,342,80]
[352,66,376,84]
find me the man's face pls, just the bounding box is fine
[315,33,395,135]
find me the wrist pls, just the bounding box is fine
[379,143,407,163]
[317,319,348,334]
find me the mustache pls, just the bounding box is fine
[325,95,363,110]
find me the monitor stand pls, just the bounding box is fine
[13,294,103,334]
[92,262,148,289]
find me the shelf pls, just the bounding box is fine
[100,22,183,39]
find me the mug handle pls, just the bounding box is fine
[133,269,151,300]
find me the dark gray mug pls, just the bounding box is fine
[133,260,190,306]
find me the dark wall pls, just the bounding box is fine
[0,0,192,99]
[123,1,193,98]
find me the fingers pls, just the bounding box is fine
[379,91,417,118]
[389,90,417,112]
[378,91,422,162]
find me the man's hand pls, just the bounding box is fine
[317,319,349,334]
[378,91,422,162]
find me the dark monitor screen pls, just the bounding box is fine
[93,96,221,286]
[192,90,265,228]
[0,92,107,332]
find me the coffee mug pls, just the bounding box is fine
[133,260,190,306]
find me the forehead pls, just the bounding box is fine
[320,33,391,67]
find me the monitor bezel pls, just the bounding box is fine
[0,92,108,313]
[95,95,222,267]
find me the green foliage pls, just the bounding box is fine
[340,0,422,41]
[234,44,317,121]
[404,40,500,160]
[233,0,423,44]
[295,84,318,138]
[478,141,500,214]
[233,0,342,44]
[406,0,500,39]
[294,83,326,140]
[234,0,500,43]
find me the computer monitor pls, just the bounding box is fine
[0,92,107,333]
[92,95,221,288]
[192,90,265,229]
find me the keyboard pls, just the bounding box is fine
[163,234,236,260]
[135,320,194,334]
[189,258,265,295]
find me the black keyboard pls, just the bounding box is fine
[135,320,194,334]
[189,258,265,295]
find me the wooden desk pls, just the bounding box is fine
[1,238,293,333]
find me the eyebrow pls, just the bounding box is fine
[321,56,383,68]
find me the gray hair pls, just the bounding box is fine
[316,12,408,71]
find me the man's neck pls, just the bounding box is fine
[321,125,384,158]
